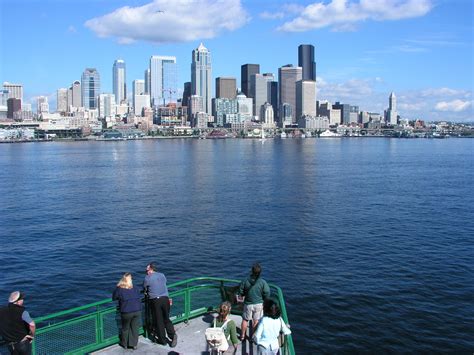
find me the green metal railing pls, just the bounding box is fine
[31,277,295,354]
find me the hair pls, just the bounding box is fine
[218,301,232,322]
[251,262,261,278]
[148,262,157,272]
[263,299,281,319]
[117,273,133,289]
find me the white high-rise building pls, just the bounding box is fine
[261,102,274,126]
[191,43,212,114]
[113,59,126,105]
[251,73,274,120]
[57,88,68,113]
[236,92,253,122]
[37,96,49,114]
[386,92,398,125]
[150,55,177,107]
[133,79,148,116]
[296,80,316,120]
[3,82,23,101]
[98,93,116,118]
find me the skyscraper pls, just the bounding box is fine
[150,55,177,107]
[241,64,260,98]
[182,82,191,107]
[67,80,82,110]
[81,68,100,110]
[386,92,398,125]
[191,43,212,114]
[113,59,126,105]
[216,77,237,99]
[296,80,316,120]
[298,44,316,81]
[144,69,151,95]
[251,73,275,120]
[2,82,23,102]
[57,88,68,112]
[279,65,302,124]
[98,93,116,118]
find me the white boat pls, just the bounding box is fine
[281,132,287,138]
[320,130,342,138]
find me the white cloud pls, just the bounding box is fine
[85,0,249,44]
[260,11,285,20]
[435,99,471,112]
[277,0,433,32]
[260,4,305,20]
[421,87,468,97]
[67,25,77,34]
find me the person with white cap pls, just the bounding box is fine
[0,291,36,354]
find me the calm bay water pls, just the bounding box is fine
[1,138,473,353]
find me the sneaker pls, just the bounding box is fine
[170,333,178,348]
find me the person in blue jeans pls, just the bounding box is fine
[112,273,142,350]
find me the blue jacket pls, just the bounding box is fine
[112,286,142,313]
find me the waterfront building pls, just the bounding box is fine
[241,64,260,99]
[261,102,275,127]
[298,115,329,130]
[191,43,212,114]
[150,55,177,106]
[236,92,253,123]
[333,102,350,125]
[113,59,126,105]
[318,101,341,126]
[194,112,210,129]
[156,104,188,126]
[251,73,275,121]
[37,96,49,114]
[81,68,100,110]
[57,88,68,113]
[298,44,316,81]
[350,105,359,124]
[98,93,116,118]
[213,98,238,127]
[7,98,21,118]
[281,103,293,127]
[296,80,316,121]
[385,92,398,125]
[2,82,23,101]
[279,65,302,124]
[216,77,237,99]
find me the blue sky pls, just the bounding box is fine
[1,0,473,121]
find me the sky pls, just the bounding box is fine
[1,0,473,121]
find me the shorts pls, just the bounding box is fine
[242,303,263,322]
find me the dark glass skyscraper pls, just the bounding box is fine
[241,64,260,98]
[298,44,316,81]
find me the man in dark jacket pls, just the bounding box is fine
[0,291,36,355]
[238,263,270,341]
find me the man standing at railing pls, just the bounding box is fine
[144,262,178,348]
[0,291,36,355]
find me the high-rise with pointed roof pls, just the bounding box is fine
[191,43,212,114]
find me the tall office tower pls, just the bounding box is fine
[241,64,259,98]
[269,81,278,120]
[81,68,100,110]
[296,80,316,120]
[188,94,203,121]
[98,93,116,118]
[191,43,212,114]
[261,102,274,126]
[150,55,177,107]
[37,96,49,114]
[7,98,21,118]
[251,73,275,120]
[333,102,350,124]
[67,80,82,110]
[182,82,191,107]
[113,59,126,105]
[298,44,316,81]
[279,65,302,124]
[349,105,359,123]
[3,82,23,102]
[144,69,151,95]
[133,79,145,96]
[386,92,398,125]
[57,88,68,112]
[216,77,237,99]
[236,92,253,122]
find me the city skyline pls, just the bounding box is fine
[1,0,473,121]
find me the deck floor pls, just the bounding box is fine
[92,314,258,355]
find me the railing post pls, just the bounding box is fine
[96,305,103,346]
[185,283,191,322]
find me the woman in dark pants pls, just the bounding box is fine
[112,273,142,350]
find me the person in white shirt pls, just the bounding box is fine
[253,299,291,355]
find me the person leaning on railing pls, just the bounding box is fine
[112,273,142,350]
[0,291,36,355]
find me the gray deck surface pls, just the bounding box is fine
[92,313,258,355]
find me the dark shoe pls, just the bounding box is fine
[170,333,178,348]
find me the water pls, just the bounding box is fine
[0,138,473,353]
